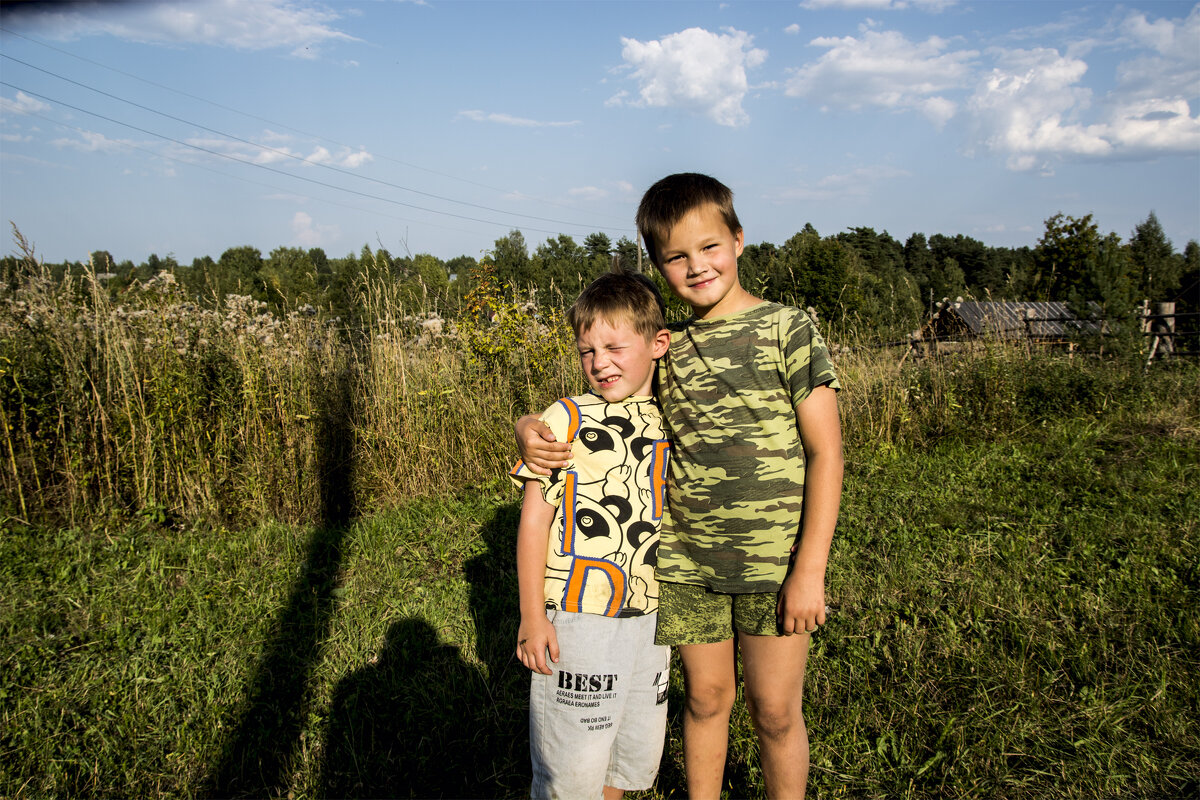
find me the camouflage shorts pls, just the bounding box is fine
[654,582,782,646]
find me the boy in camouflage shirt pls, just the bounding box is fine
[518,173,843,799]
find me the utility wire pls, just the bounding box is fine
[1,52,630,234]
[0,25,632,225]
[15,108,493,243]
[2,80,591,238]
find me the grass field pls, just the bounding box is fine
[3,358,1197,799]
[2,265,1198,797]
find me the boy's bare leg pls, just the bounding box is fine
[677,639,738,800]
[602,786,624,800]
[739,632,811,799]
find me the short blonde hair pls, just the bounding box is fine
[568,268,666,341]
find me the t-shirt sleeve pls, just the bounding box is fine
[781,307,841,409]
[507,400,572,508]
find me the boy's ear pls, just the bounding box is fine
[651,329,670,359]
[734,227,744,257]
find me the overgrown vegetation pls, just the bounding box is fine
[0,246,575,525]
[2,231,1198,798]
[5,207,1198,347]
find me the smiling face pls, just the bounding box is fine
[655,202,756,320]
[575,315,669,403]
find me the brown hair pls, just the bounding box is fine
[567,267,667,341]
[635,173,741,267]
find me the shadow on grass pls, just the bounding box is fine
[464,500,529,796]
[318,500,528,798]
[203,366,357,798]
[319,618,493,798]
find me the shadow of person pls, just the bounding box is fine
[462,499,530,797]
[319,617,499,799]
[203,364,357,798]
[205,523,347,798]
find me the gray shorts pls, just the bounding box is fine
[529,609,670,799]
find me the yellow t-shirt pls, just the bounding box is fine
[510,392,670,617]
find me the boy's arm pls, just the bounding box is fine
[778,384,844,635]
[515,414,572,476]
[516,480,560,674]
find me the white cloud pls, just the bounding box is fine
[769,165,911,201]
[604,90,630,108]
[50,130,136,153]
[1121,7,1191,55]
[967,48,1109,168]
[0,91,51,117]
[338,148,373,168]
[304,145,374,168]
[8,0,357,55]
[568,186,607,200]
[966,41,1200,169]
[1113,6,1200,101]
[613,27,767,127]
[799,0,957,11]
[779,7,1199,168]
[291,211,337,248]
[785,24,802,35]
[1102,97,1200,154]
[456,110,581,128]
[962,5,1200,169]
[180,134,372,168]
[184,135,292,165]
[785,29,975,126]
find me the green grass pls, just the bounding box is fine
[3,398,1197,799]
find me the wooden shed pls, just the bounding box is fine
[921,301,1103,339]
[910,300,1105,355]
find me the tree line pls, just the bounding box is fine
[5,212,1197,340]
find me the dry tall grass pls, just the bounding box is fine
[0,250,577,526]
[3,242,1190,527]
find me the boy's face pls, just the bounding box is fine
[655,203,745,320]
[575,316,669,403]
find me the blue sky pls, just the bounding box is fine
[1,0,1197,267]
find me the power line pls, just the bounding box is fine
[0,25,632,226]
[2,80,594,238]
[1,52,631,235]
[15,107,495,245]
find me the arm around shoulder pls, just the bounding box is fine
[515,413,572,476]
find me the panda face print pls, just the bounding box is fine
[574,503,614,541]
[577,426,615,454]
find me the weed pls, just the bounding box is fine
[2,242,1197,798]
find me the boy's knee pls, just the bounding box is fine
[685,682,736,721]
[745,696,803,741]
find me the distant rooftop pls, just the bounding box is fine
[923,301,1105,339]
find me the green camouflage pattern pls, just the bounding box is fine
[655,302,839,592]
[655,581,783,645]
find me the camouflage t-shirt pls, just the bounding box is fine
[655,302,839,592]
[510,392,671,617]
